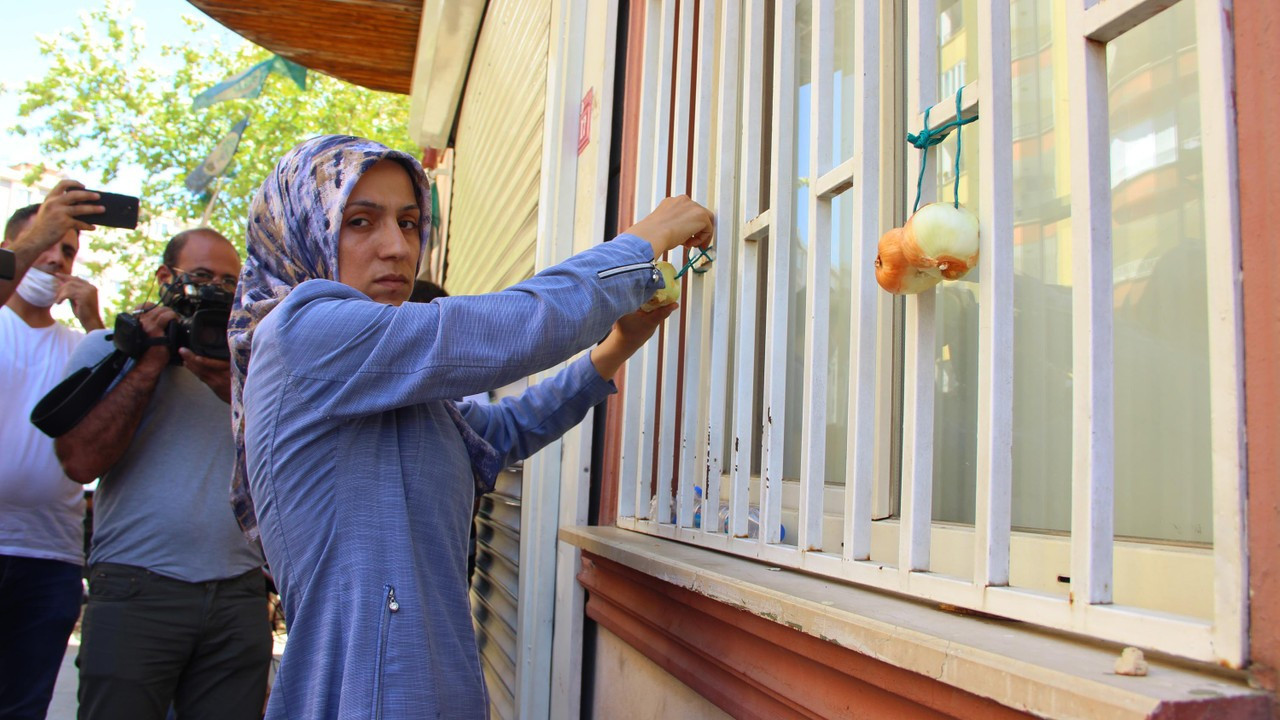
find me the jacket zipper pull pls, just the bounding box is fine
[387,587,400,613]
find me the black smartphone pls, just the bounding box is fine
[78,191,140,230]
[0,248,15,280]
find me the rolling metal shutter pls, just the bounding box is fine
[449,3,551,715]
[471,469,523,720]
[445,0,551,296]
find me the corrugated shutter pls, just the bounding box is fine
[445,0,551,296]
[472,469,523,720]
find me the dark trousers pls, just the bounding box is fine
[0,554,83,720]
[77,563,271,720]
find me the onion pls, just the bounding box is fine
[900,202,980,280]
[641,261,680,311]
[875,227,943,295]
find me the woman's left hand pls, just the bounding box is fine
[590,304,679,381]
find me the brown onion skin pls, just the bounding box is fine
[875,227,942,295]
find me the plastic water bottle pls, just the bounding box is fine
[715,502,785,541]
[648,487,707,526]
[649,487,785,541]
[646,493,674,523]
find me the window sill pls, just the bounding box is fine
[561,526,1268,719]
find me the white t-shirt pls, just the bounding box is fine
[0,305,86,564]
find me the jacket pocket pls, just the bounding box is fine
[372,584,399,719]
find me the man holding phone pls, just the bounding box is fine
[0,179,108,720]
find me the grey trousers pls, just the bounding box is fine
[77,563,272,720]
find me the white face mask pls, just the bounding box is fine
[15,268,60,308]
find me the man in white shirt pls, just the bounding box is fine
[0,181,106,720]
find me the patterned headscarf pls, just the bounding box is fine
[228,135,431,541]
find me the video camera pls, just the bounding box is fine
[113,277,233,362]
[31,273,234,437]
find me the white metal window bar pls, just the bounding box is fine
[614,0,1246,667]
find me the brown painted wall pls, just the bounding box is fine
[1237,0,1280,697]
[581,552,1038,720]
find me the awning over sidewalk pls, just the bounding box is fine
[186,0,424,94]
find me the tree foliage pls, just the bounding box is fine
[10,1,418,316]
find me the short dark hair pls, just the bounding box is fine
[163,227,229,267]
[4,204,41,243]
[409,280,448,304]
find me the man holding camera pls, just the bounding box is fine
[55,228,271,720]
[0,183,106,720]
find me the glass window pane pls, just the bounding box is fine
[1108,2,1211,545]
[937,0,979,106]
[826,191,854,486]
[929,0,981,529]
[833,0,857,166]
[1010,0,1072,536]
[930,126,980,527]
[784,0,813,485]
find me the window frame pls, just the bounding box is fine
[609,0,1246,667]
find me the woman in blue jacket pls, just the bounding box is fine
[227,135,711,718]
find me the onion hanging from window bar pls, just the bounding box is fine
[874,202,980,295]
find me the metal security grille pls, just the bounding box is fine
[614,0,1245,667]
[446,0,551,296]
[471,469,523,720]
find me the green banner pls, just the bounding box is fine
[185,117,249,193]
[192,56,308,110]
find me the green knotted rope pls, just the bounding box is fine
[908,86,978,213]
[675,245,714,279]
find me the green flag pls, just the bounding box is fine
[192,60,272,110]
[185,117,249,193]
[192,56,307,110]
[272,57,308,91]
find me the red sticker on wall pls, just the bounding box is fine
[578,88,593,155]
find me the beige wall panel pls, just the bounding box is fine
[590,628,731,720]
[447,0,551,296]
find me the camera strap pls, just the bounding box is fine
[30,335,164,437]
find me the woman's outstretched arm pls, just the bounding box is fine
[454,303,676,464]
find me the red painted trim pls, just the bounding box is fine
[1236,0,1280,700]
[580,552,1036,720]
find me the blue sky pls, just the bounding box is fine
[0,1,241,189]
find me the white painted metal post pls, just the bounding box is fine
[549,2,620,717]
[799,0,834,552]
[844,0,883,562]
[619,1,662,521]
[678,0,720,531]
[1066,0,1115,608]
[730,0,768,539]
[663,0,693,528]
[520,0,586,715]
[900,0,939,575]
[649,0,679,527]
[760,0,797,546]
[1194,0,1247,669]
[702,0,743,537]
[973,0,1014,588]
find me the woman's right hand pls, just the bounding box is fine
[624,195,714,259]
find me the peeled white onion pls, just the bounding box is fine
[641,261,680,311]
[900,202,980,280]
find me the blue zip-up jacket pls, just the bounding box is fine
[244,234,661,719]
